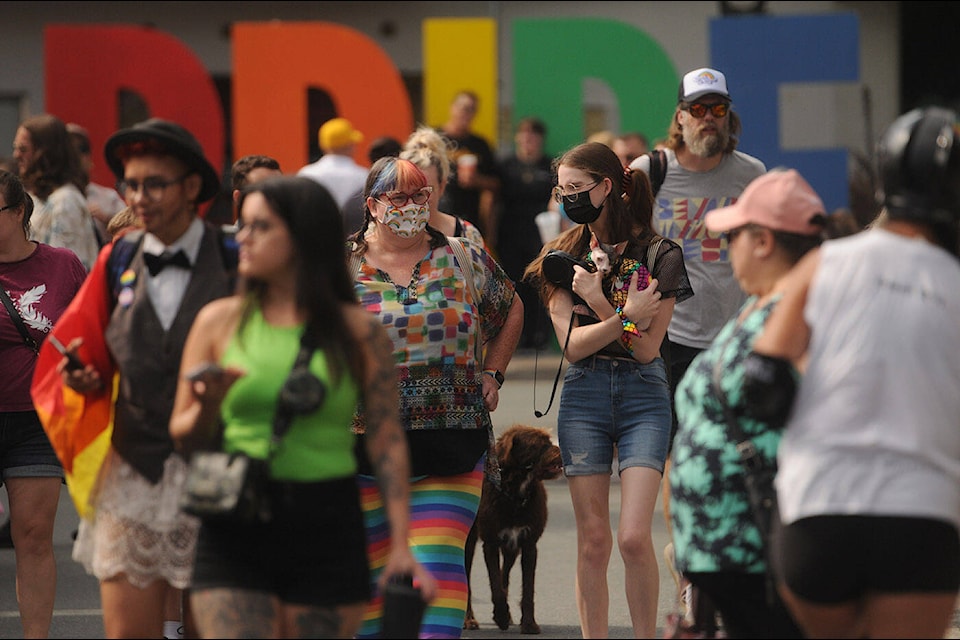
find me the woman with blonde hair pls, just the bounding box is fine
[400,126,486,248]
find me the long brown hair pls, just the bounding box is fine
[523,141,657,304]
[18,114,86,201]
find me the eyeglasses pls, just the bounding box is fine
[237,219,274,236]
[552,181,599,204]
[375,187,433,208]
[118,173,189,202]
[683,102,730,119]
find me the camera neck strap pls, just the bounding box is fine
[533,309,575,418]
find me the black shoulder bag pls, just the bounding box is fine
[179,330,324,525]
[0,283,39,355]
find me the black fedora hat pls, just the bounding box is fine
[104,118,220,203]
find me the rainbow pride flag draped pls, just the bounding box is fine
[31,245,117,519]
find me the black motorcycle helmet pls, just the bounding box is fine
[876,106,960,225]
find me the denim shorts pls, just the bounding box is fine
[0,410,64,483]
[557,355,671,476]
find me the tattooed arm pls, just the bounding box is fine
[351,308,438,602]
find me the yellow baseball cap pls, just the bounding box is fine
[319,118,363,152]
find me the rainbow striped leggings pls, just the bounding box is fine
[356,458,483,639]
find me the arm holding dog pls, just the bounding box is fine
[553,267,663,364]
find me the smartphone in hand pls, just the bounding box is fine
[185,362,225,382]
[47,335,86,372]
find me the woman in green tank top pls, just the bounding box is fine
[170,176,436,638]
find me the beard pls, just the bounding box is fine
[684,124,729,158]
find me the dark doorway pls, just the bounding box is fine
[900,2,960,112]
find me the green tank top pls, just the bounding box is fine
[220,306,359,481]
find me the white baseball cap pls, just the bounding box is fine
[679,68,731,103]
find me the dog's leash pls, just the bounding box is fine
[533,309,575,418]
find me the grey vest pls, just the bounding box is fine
[105,224,234,483]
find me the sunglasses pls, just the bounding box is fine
[684,102,730,119]
[724,224,760,242]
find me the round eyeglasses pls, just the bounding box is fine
[118,173,189,202]
[552,181,600,205]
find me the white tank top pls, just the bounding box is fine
[777,227,960,528]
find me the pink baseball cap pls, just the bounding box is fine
[705,169,827,236]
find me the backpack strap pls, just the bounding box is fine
[646,236,665,276]
[107,230,146,309]
[647,149,668,198]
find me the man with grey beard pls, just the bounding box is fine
[630,66,766,630]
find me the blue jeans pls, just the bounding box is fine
[558,355,671,476]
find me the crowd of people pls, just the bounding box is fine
[0,66,957,640]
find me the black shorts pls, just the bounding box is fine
[0,410,64,481]
[191,475,371,606]
[776,514,960,603]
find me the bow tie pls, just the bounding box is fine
[144,250,191,277]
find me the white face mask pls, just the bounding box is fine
[378,202,430,238]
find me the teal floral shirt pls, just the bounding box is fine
[669,295,783,574]
[352,239,515,432]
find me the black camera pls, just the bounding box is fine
[542,250,596,290]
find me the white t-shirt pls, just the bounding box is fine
[297,154,368,212]
[631,149,766,349]
[777,228,960,528]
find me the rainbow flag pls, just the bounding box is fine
[31,245,117,519]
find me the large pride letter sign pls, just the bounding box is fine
[45,25,224,189]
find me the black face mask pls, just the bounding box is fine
[560,190,603,224]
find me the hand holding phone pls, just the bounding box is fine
[48,335,86,372]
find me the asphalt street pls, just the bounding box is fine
[0,349,957,638]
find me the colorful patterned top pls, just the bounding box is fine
[352,238,515,433]
[670,295,782,574]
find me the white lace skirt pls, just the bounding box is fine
[72,447,200,589]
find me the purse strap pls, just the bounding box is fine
[270,329,319,451]
[710,338,765,472]
[0,282,39,355]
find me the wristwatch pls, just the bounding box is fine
[483,369,504,389]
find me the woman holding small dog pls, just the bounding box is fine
[169,176,436,638]
[347,156,523,639]
[524,141,692,638]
